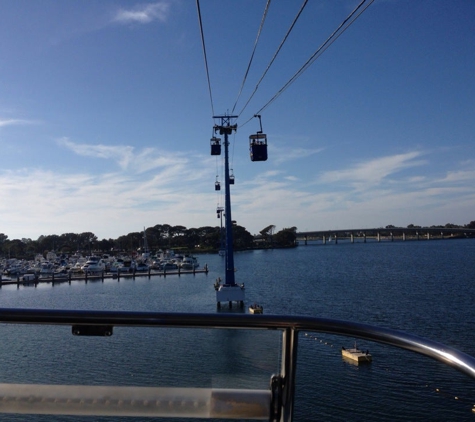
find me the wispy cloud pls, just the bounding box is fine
[0,119,36,127]
[0,166,216,240]
[1,146,474,240]
[57,137,188,173]
[440,168,475,184]
[271,145,323,165]
[113,2,170,24]
[318,151,426,188]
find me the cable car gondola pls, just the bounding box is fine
[249,115,268,162]
[249,134,267,161]
[210,137,221,156]
[215,176,221,191]
[229,169,235,185]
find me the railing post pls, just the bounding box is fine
[280,328,298,422]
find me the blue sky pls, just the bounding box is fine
[1,0,474,241]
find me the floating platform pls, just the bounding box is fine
[0,267,209,287]
[249,304,263,314]
[341,347,372,363]
[214,280,245,309]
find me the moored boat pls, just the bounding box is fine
[180,256,199,270]
[39,262,55,278]
[161,261,178,271]
[22,272,37,282]
[81,257,105,274]
[135,262,149,272]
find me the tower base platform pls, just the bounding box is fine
[215,281,245,309]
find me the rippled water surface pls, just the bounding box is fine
[1,238,475,421]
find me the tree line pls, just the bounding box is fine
[0,224,298,260]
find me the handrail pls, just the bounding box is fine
[1,308,475,421]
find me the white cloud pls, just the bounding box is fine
[0,119,36,127]
[271,145,323,165]
[2,143,474,240]
[440,169,475,183]
[57,137,188,173]
[0,161,215,240]
[318,151,425,188]
[113,2,170,24]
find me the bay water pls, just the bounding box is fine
[1,238,475,421]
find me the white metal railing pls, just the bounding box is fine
[1,308,475,421]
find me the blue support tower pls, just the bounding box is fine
[212,115,245,309]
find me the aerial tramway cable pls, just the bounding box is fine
[231,0,272,115]
[240,0,374,126]
[236,0,309,118]
[197,0,374,131]
[196,0,215,117]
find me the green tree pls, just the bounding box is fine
[232,225,254,249]
[4,239,27,258]
[184,228,201,249]
[273,227,297,247]
[199,226,221,249]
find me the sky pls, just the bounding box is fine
[0,0,474,241]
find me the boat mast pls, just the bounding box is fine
[213,115,237,286]
[142,227,150,259]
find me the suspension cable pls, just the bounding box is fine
[241,0,374,126]
[230,131,236,175]
[236,0,309,118]
[231,0,272,115]
[196,0,215,117]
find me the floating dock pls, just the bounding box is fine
[249,304,263,314]
[0,266,209,287]
[341,347,372,363]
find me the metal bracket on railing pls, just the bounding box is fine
[72,325,113,336]
[269,374,283,422]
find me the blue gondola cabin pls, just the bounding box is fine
[210,137,221,156]
[249,134,268,162]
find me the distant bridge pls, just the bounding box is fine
[296,227,475,244]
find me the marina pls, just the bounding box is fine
[1,251,208,288]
